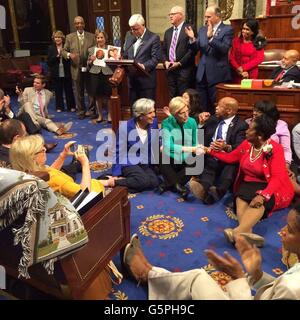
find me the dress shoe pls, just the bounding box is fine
[203,186,221,205]
[175,183,189,199]
[56,121,73,136]
[78,114,86,120]
[239,232,265,247]
[157,182,168,194]
[44,142,58,153]
[223,228,235,244]
[189,178,206,200]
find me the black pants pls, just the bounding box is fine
[196,71,217,114]
[115,164,159,193]
[129,85,156,108]
[53,77,75,111]
[167,68,194,99]
[199,157,237,196]
[17,112,39,134]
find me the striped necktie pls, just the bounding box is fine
[169,27,178,62]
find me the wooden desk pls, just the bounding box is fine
[216,83,300,129]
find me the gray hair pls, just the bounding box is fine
[132,98,155,118]
[0,88,4,99]
[129,14,145,27]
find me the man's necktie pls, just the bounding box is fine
[37,91,45,118]
[216,120,225,140]
[169,27,178,62]
[274,69,285,82]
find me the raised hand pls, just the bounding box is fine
[207,21,213,38]
[198,112,211,125]
[235,235,263,281]
[205,249,245,279]
[185,26,195,40]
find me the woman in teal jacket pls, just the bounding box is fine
[159,96,198,198]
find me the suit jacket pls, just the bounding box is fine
[162,23,195,76]
[271,65,300,83]
[47,44,72,78]
[190,22,233,85]
[87,46,113,75]
[112,118,159,176]
[225,263,300,300]
[62,31,96,80]
[18,87,53,118]
[203,115,248,150]
[123,29,161,89]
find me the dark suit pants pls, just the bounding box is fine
[17,112,39,134]
[74,71,88,114]
[196,71,216,114]
[167,68,193,99]
[199,157,237,195]
[54,77,75,111]
[115,164,160,193]
[129,82,156,107]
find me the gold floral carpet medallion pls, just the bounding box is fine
[139,215,184,240]
[203,264,232,291]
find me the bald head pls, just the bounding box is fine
[169,6,185,26]
[205,5,222,26]
[282,49,300,69]
[216,97,239,118]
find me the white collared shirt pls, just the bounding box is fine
[213,21,222,36]
[213,115,235,141]
[134,28,147,56]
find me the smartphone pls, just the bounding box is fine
[69,141,77,153]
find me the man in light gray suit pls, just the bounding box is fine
[16,75,72,136]
[123,206,300,300]
[63,16,95,119]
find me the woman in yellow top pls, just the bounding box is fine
[9,135,112,198]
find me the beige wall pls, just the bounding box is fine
[131,0,142,14]
[146,0,185,39]
[67,0,78,32]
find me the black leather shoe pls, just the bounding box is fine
[175,183,189,199]
[44,142,58,153]
[203,186,222,205]
[157,183,168,194]
[78,113,86,120]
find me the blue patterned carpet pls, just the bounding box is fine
[5,96,290,300]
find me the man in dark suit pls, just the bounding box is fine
[185,5,233,114]
[271,49,300,84]
[189,97,248,204]
[162,6,195,98]
[123,14,161,107]
[63,16,95,119]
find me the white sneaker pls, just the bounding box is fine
[63,121,73,132]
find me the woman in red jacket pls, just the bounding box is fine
[229,19,266,83]
[205,115,294,247]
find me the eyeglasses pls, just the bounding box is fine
[168,12,181,17]
[35,147,46,155]
[130,26,140,31]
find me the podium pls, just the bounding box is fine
[106,59,150,132]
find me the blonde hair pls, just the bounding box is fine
[10,135,46,173]
[169,96,188,115]
[52,30,65,42]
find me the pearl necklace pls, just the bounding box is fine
[250,144,264,162]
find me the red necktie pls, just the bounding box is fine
[274,69,285,82]
[37,91,45,118]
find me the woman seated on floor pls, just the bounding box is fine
[201,114,294,247]
[246,100,300,195]
[9,135,114,199]
[111,98,160,193]
[159,96,198,199]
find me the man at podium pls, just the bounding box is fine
[123,14,162,107]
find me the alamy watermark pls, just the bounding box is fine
[0,265,5,290]
[292,5,300,30]
[95,122,206,176]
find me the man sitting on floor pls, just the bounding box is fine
[16,74,72,136]
[123,204,300,300]
[189,97,248,204]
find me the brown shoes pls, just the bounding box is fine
[189,177,206,200]
[44,142,58,152]
[56,121,73,136]
[123,234,152,284]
